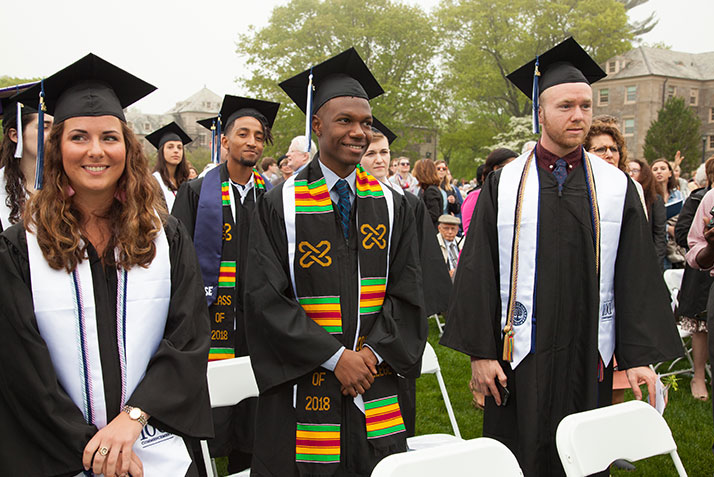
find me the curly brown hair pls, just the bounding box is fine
[152,141,189,192]
[584,120,628,172]
[25,121,164,272]
[1,113,38,225]
[413,158,440,189]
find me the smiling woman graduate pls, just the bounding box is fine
[0,54,213,477]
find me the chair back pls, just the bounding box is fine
[206,356,259,408]
[418,342,461,438]
[371,437,523,476]
[556,400,687,477]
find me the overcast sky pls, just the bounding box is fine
[5,0,712,114]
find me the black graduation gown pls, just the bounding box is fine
[172,169,260,466]
[440,164,683,477]
[244,175,427,477]
[0,216,213,477]
[674,187,713,320]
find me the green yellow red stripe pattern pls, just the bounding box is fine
[360,277,386,315]
[355,164,384,198]
[221,181,231,206]
[208,347,235,361]
[296,423,341,463]
[295,178,333,214]
[364,395,405,439]
[218,261,236,288]
[298,296,342,334]
[253,169,266,190]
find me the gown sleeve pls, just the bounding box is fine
[243,188,346,393]
[363,193,428,378]
[0,224,96,477]
[439,172,502,360]
[125,216,213,439]
[614,182,684,369]
[675,190,702,248]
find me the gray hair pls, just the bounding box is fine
[289,135,318,161]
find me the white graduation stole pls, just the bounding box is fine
[497,149,627,369]
[27,227,192,476]
[153,171,176,212]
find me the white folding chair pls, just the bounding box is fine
[429,314,445,336]
[201,356,259,477]
[406,342,462,451]
[556,400,687,477]
[657,269,696,378]
[371,437,523,477]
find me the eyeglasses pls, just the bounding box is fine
[399,162,410,166]
[436,167,447,171]
[591,146,619,155]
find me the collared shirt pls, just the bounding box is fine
[318,159,357,206]
[229,174,255,205]
[536,141,583,176]
[686,188,714,273]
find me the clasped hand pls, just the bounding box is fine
[335,348,378,397]
[82,411,145,477]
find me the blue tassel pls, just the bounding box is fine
[215,114,222,164]
[532,56,540,135]
[34,80,46,190]
[304,66,314,153]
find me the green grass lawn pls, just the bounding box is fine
[218,319,714,476]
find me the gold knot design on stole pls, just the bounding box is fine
[298,240,332,268]
[360,224,387,250]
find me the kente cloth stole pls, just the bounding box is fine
[497,148,627,369]
[194,162,266,361]
[26,225,193,476]
[283,163,404,476]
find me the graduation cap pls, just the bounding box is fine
[145,122,192,150]
[15,53,156,189]
[1,82,39,159]
[371,117,397,145]
[197,116,221,164]
[506,37,606,134]
[219,95,280,132]
[278,47,384,153]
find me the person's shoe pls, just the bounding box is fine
[612,459,636,471]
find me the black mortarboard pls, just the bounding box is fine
[506,37,606,133]
[219,95,280,132]
[279,48,383,116]
[145,122,192,150]
[197,116,218,131]
[16,53,156,124]
[15,54,155,189]
[371,117,397,145]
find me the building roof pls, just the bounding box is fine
[604,47,714,81]
[125,108,174,136]
[165,86,221,114]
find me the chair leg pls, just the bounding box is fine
[200,440,215,477]
[431,314,444,336]
[669,450,688,477]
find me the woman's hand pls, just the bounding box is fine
[82,411,146,477]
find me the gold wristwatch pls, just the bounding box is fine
[122,405,148,427]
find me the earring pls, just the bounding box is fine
[65,185,75,197]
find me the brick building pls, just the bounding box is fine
[592,46,714,164]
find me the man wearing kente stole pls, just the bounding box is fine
[245,48,427,477]
[173,95,279,474]
[440,37,683,476]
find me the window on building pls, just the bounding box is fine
[607,61,617,74]
[710,107,714,123]
[144,123,151,131]
[599,88,609,105]
[666,85,676,100]
[709,135,714,150]
[199,133,207,146]
[625,85,637,103]
[425,135,432,143]
[624,118,635,136]
[690,88,699,106]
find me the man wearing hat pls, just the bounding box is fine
[172,95,279,474]
[436,214,463,281]
[244,48,427,477]
[440,37,682,476]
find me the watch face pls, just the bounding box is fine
[129,408,142,420]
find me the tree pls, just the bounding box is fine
[436,0,634,121]
[0,76,40,89]
[616,0,658,39]
[235,0,440,157]
[488,116,539,153]
[643,97,702,173]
